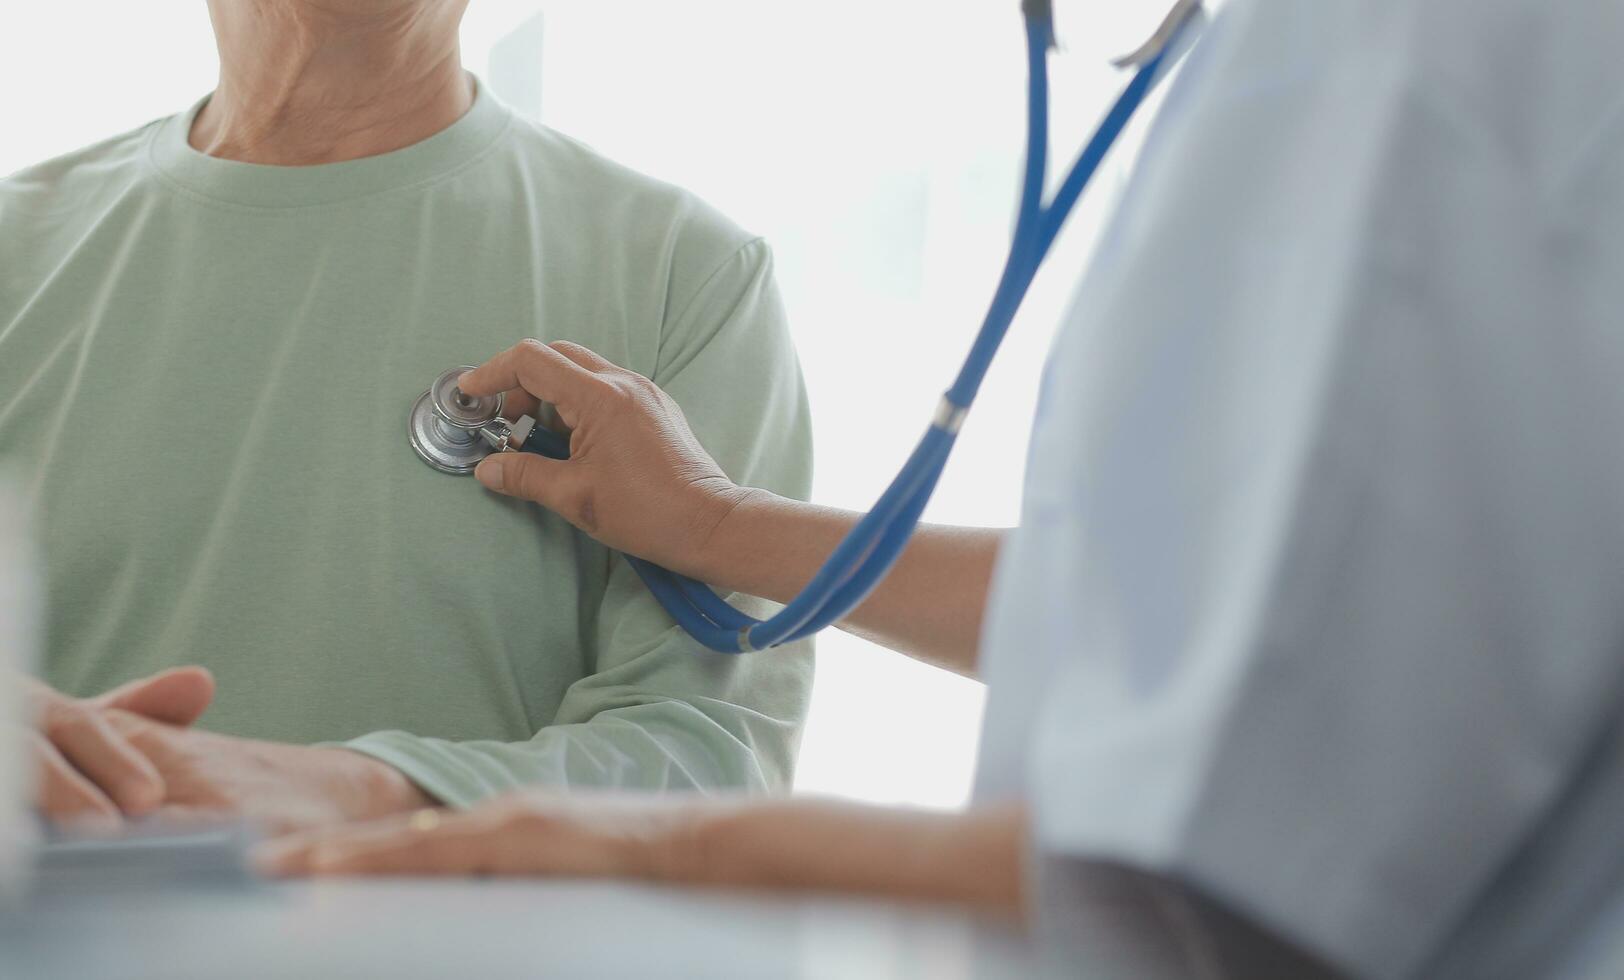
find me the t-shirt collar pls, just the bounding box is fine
[148,74,512,209]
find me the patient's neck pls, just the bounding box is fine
[192,0,473,166]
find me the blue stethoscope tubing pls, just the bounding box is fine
[535,2,1201,653]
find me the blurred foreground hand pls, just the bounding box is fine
[258,789,1028,918]
[23,668,214,827]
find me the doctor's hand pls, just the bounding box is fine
[257,789,1027,917]
[259,789,685,880]
[458,340,752,576]
[461,340,1002,677]
[23,667,215,827]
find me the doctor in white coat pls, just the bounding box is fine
[259,0,1624,976]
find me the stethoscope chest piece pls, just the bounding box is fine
[407,365,506,474]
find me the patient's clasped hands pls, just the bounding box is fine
[25,669,431,833]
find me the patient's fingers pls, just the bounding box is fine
[41,700,164,814]
[95,666,216,727]
[32,733,121,828]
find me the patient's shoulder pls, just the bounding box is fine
[0,117,161,220]
[504,118,761,281]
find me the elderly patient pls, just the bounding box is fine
[0,0,812,830]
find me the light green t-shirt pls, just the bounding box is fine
[0,82,814,807]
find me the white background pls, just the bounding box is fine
[1,0,1175,809]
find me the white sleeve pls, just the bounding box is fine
[978,2,1624,977]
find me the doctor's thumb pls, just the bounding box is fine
[475,452,569,509]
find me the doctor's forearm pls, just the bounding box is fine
[697,490,1001,676]
[651,799,1028,915]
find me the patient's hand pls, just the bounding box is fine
[24,668,215,827]
[104,711,434,835]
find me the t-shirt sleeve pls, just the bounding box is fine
[343,237,815,805]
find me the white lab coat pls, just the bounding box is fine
[975,1,1624,977]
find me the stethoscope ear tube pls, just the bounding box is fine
[627,6,1203,653]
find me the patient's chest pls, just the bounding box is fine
[0,195,612,744]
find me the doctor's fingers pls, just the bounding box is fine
[31,731,124,829]
[458,340,604,427]
[473,450,586,521]
[548,342,677,417]
[495,386,541,424]
[547,340,617,373]
[36,697,164,814]
[493,389,575,444]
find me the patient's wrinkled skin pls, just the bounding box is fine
[192,0,473,167]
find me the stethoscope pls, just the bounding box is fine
[408,0,1205,653]
[407,365,568,474]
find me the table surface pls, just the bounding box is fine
[0,875,1039,980]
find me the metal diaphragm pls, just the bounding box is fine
[407,365,506,475]
[427,366,503,428]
